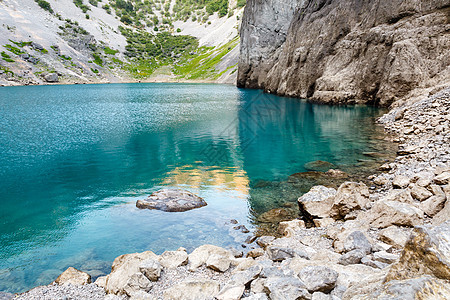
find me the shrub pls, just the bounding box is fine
[35,0,54,13]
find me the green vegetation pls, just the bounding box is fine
[35,0,54,13]
[173,36,238,80]
[4,44,25,55]
[92,53,103,66]
[104,0,239,28]
[73,0,90,13]
[91,68,99,73]
[10,40,32,47]
[1,51,15,62]
[104,47,119,55]
[88,0,98,6]
[120,27,198,61]
[0,66,14,76]
[60,54,72,60]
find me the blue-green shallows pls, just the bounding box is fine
[0,83,391,292]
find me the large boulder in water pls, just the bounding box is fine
[136,189,207,212]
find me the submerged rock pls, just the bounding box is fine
[136,189,207,212]
[304,160,336,172]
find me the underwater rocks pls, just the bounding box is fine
[136,189,207,212]
[304,160,336,173]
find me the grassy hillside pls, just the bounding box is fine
[0,0,245,85]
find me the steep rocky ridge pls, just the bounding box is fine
[238,0,450,106]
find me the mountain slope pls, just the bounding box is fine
[0,0,244,86]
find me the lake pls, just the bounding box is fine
[0,83,393,292]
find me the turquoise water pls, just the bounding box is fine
[0,83,391,292]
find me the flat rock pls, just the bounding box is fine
[378,226,409,249]
[364,200,424,228]
[278,219,305,237]
[136,189,207,212]
[246,248,265,258]
[54,267,91,286]
[372,251,399,264]
[338,249,365,265]
[266,246,309,262]
[298,266,338,293]
[420,195,446,217]
[163,280,220,300]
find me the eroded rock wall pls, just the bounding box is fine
[238,0,450,106]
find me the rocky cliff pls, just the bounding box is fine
[238,0,450,106]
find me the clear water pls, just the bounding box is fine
[0,83,392,292]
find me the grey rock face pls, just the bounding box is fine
[238,0,300,89]
[43,73,59,83]
[139,259,161,281]
[136,189,207,212]
[266,246,309,262]
[238,0,450,106]
[263,276,312,300]
[343,231,372,254]
[298,266,338,293]
[338,249,365,265]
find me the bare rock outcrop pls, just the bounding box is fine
[238,0,450,106]
[385,221,450,282]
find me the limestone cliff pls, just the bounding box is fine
[238,0,450,106]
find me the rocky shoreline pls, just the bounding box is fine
[6,87,450,299]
